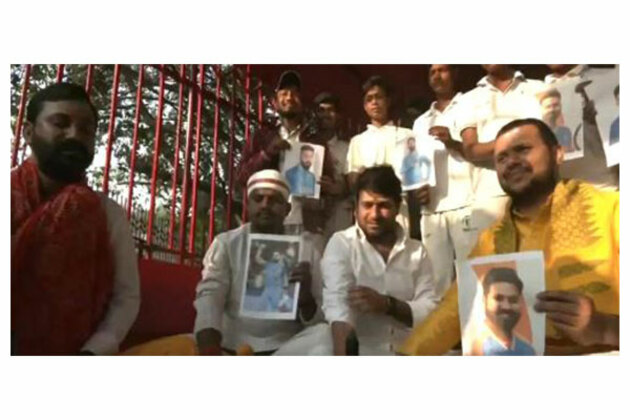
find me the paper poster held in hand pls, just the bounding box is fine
[240,234,302,320]
[456,251,546,356]
[280,142,325,199]
[396,135,438,191]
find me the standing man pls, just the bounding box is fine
[545,65,618,190]
[11,83,140,355]
[401,119,619,356]
[237,70,335,236]
[412,64,476,298]
[610,85,619,145]
[458,65,545,233]
[311,92,353,243]
[194,170,332,355]
[322,166,439,355]
[346,75,430,237]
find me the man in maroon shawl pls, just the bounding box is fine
[11,83,140,355]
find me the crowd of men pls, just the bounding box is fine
[10,64,619,356]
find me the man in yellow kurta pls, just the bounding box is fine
[400,118,619,356]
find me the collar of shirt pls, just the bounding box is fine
[544,65,589,84]
[426,92,463,118]
[366,120,396,132]
[353,222,408,263]
[277,121,304,141]
[477,70,526,91]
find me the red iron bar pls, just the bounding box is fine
[85,65,94,96]
[56,64,65,83]
[179,66,197,263]
[226,80,237,230]
[126,65,145,219]
[208,65,222,243]
[11,64,31,167]
[147,65,167,248]
[102,64,122,195]
[241,64,252,223]
[168,65,187,249]
[188,64,206,254]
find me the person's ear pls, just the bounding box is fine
[554,144,564,166]
[23,121,33,145]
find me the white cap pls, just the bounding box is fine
[247,169,290,201]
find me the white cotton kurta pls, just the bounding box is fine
[81,194,141,355]
[193,223,324,352]
[456,71,546,199]
[321,223,440,355]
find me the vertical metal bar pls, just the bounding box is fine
[102,64,122,195]
[85,64,95,96]
[179,66,197,263]
[126,64,145,219]
[188,64,206,254]
[241,64,252,222]
[168,64,186,249]
[147,65,167,248]
[11,64,31,167]
[56,64,65,83]
[208,65,222,243]
[225,79,237,230]
[257,82,263,126]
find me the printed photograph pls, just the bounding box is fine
[587,66,620,167]
[280,142,325,199]
[397,136,436,191]
[537,84,584,161]
[456,251,546,356]
[240,234,302,320]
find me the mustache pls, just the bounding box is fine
[503,163,531,178]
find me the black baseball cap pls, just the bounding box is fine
[314,91,340,108]
[275,70,301,91]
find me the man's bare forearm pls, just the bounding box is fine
[331,321,354,356]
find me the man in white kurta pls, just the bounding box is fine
[412,64,476,298]
[194,170,332,355]
[457,65,545,233]
[322,166,439,355]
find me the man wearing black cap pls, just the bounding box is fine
[237,70,335,238]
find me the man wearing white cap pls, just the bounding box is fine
[194,169,332,355]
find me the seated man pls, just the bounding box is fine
[194,170,331,355]
[401,118,619,356]
[11,83,140,355]
[322,166,440,355]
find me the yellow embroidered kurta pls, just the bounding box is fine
[400,180,619,355]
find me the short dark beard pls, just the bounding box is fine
[30,135,93,183]
[508,172,558,210]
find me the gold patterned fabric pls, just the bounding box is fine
[400,180,619,355]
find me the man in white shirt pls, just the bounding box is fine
[194,170,332,355]
[458,65,545,233]
[322,166,439,355]
[545,65,618,190]
[312,91,353,243]
[11,82,140,355]
[346,76,430,237]
[412,64,476,298]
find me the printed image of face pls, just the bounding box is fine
[540,96,562,126]
[363,85,390,124]
[25,100,97,183]
[495,124,561,201]
[316,102,338,131]
[274,86,303,119]
[355,190,398,240]
[300,148,314,169]
[407,138,416,152]
[484,282,522,334]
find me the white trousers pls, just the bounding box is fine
[272,323,333,356]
